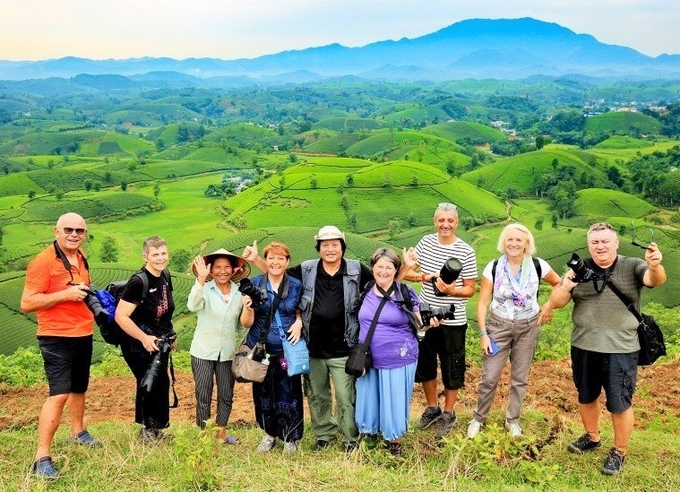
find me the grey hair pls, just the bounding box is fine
[142,236,167,256]
[587,222,617,239]
[434,202,458,218]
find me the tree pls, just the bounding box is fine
[535,134,545,150]
[27,189,36,199]
[170,248,192,272]
[346,174,355,187]
[410,175,419,187]
[100,236,119,263]
[535,217,544,231]
[310,177,318,189]
[120,179,128,191]
[383,173,393,190]
[84,180,93,191]
[153,182,161,198]
[388,219,403,241]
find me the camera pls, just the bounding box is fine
[431,257,463,297]
[420,302,455,326]
[566,253,594,283]
[238,278,267,308]
[81,285,111,327]
[140,333,175,393]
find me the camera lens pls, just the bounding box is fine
[439,257,463,284]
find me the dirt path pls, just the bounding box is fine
[2,358,678,431]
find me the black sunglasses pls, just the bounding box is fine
[63,227,86,236]
[630,222,653,250]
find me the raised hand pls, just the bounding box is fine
[242,240,259,262]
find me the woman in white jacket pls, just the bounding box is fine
[187,248,253,444]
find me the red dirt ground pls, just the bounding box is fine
[1,358,678,431]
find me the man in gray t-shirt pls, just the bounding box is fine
[550,222,666,476]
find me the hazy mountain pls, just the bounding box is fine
[2,18,679,82]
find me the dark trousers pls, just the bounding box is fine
[253,355,304,443]
[121,338,170,430]
[191,356,235,428]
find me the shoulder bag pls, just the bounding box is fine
[607,281,666,366]
[345,284,394,378]
[232,280,281,383]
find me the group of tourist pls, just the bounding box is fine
[21,203,666,479]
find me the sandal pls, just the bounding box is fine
[224,435,239,445]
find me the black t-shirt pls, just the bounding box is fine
[121,268,175,334]
[288,259,372,358]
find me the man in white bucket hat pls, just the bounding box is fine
[244,225,372,452]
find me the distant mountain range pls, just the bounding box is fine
[2,18,679,83]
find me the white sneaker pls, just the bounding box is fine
[256,434,276,452]
[467,420,482,439]
[505,422,522,437]
[283,441,297,454]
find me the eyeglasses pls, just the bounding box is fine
[62,227,86,236]
[630,222,654,250]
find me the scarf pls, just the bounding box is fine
[494,254,534,308]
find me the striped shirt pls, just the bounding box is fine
[415,233,478,326]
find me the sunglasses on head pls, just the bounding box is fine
[63,227,86,236]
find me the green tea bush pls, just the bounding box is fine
[0,347,45,387]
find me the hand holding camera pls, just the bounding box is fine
[140,333,175,393]
[431,257,463,297]
[238,278,267,308]
[69,282,111,326]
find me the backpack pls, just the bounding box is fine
[491,257,542,295]
[95,268,171,346]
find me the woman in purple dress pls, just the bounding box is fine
[355,247,437,455]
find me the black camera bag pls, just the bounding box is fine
[345,285,393,378]
[607,281,666,366]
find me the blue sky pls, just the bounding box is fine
[1,0,678,61]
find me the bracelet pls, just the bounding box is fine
[421,273,426,282]
[479,330,488,337]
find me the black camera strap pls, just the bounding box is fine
[258,276,285,345]
[52,240,90,283]
[169,352,178,408]
[360,284,395,350]
[606,281,643,324]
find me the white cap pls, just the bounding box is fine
[314,225,345,241]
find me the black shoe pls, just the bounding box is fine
[387,441,402,456]
[567,433,602,454]
[417,406,442,430]
[343,442,359,453]
[313,439,330,451]
[602,448,625,475]
[434,410,457,439]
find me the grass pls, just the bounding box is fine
[1,400,678,490]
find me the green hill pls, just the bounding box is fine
[311,117,382,132]
[585,111,662,135]
[423,121,506,144]
[462,148,609,196]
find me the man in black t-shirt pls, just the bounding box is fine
[244,226,371,451]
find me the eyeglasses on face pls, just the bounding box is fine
[62,227,86,236]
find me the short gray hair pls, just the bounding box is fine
[587,222,617,239]
[434,202,458,218]
[142,236,167,255]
